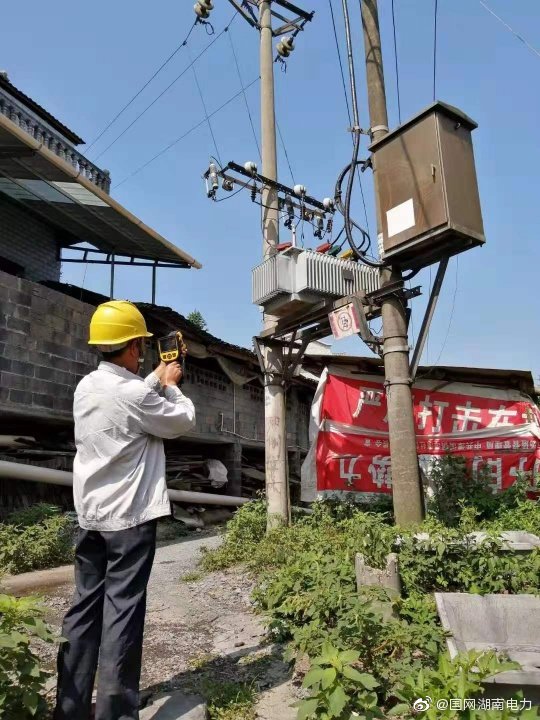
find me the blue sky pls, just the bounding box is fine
[2,0,539,376]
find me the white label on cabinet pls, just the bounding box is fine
[386,198,415,238]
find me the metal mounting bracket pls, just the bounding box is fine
[230,0,314,36]
[347,126,371,136]
[253,329,318,387]
[409,257,449,381]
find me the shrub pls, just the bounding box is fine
[5,504,61,528]
[397,518,540,595]
[297,642,382,720]
[0,594,58,719]
[200,498,267,571]
[390,650,535,719]
[489,495,540,535]
[0,509,74,575]
[428,456,493,525]
[426,456,535,527]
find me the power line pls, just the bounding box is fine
[113,77,260,189]
[93,15,237,162]
[408,281,416,348]
[479,1,540,60]
[328,0,370,238]
[415,258,459,378]
[432,0,438,101]
[215,185,245,202]
[432,256,459,367]
[328,0,352,125]
[85,20,197,154]
[427,265,432,363]
[276,122,295,184]
[341,0,360,128]
[228,21,295,184]
[189,48,223,166]
[339,0,378,262]
[227,26,261,160]
[391,0,402,123]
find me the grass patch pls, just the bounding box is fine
[187,652,219,671]
[181,570,204,583]
[203,679,256,720]
[156,518,190,542]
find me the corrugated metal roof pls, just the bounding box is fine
[0,73,84,145]
[302,354,536,396]
[0,113,201,268]
[137,303,259,365]
[40,282,258,364]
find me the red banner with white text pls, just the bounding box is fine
[301,370,540,501]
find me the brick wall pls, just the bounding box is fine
[0,195,61,282]
[0,270,313,445]
[0,270,98,418]
[181,357,310,449]
[181,358,264,439]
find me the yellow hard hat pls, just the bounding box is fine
[88,300,153,345]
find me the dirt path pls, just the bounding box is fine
[19,533,299,718]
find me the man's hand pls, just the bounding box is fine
[153,361,168,385]
[164,361,182,387]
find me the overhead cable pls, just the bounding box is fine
[227,27,261,160]
[94,14,238,162]
[432,256,459,367]
[433,0,439,101]
[328,0,370,238]
[276,122,296,185]
[391,0,402,123]
[417,257,459,377]
[85,20,198,153]
[113,77,260,189]
[189,48,223,166]
[479,1,540,59]
[337,0,382,266]
[328,0,353,125]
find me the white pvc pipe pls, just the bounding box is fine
[0,436,35,448]
[0,460,250,507]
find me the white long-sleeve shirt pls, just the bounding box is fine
[72,361,195,531]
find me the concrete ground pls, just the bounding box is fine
[4,533,299,719]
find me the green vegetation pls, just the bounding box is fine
[181,570,204,584]
[427,456,539,529]
[297,642,382,720]
[187,310,208,332]
[188,652,219,671]
[202,460,540,719]
[0,504,74,575]
[4,504,61,528]
[156,518,190,542]
[203,679,256,720]
[0,594,59,719]
[390,650,536,720]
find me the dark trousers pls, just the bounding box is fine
[54,520,157,720]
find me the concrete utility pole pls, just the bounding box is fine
[360,0,424,525]
[259,1,290,528]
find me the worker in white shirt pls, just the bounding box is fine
[54,300,195,720]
